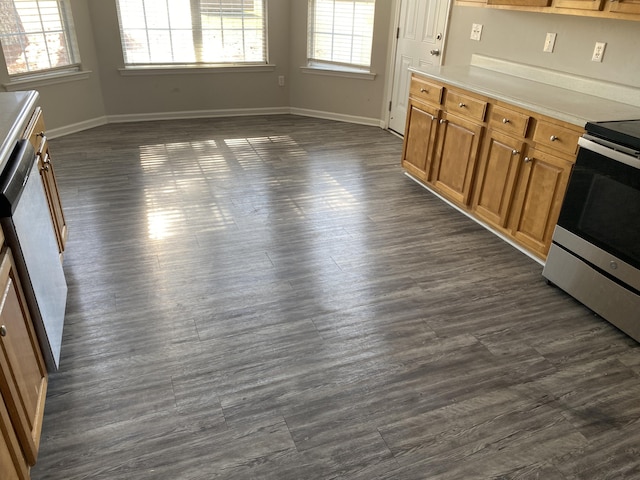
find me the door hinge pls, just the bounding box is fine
[389,101,392,112]
[396,27,400,39]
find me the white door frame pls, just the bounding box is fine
[382,0,452,133]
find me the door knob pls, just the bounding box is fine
[430,49,440,56]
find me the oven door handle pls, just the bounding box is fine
[578,136,640,170]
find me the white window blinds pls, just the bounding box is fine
[0,0,79,75]
[308,0,375,69]
[115,0,267,65]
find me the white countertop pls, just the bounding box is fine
[0,90,39,173]
[409,59,640,127]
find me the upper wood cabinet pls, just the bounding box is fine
[23,107,67,260]
[487,0,550,6]
[609,0,640,15]
[458,0,640,19]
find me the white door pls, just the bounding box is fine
[388,0,450,135]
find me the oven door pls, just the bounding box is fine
[542,136,640,341]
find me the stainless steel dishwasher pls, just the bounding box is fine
[0,138,67,371]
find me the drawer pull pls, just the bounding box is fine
[439,119,447,125]
[459,102,466,108]
[420,88,428,93]
[524,156,532,163]
[502,118,510,124]
[549,135,558,142]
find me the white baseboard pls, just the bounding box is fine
[47,116,108,139]
[48,107,386,138]
[106,106,290,124]
[289,107,382,128]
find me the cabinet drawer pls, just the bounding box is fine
[444,90,487,122]
[489,105,530,138]
[533,120,582,156]
[409,77,443,106]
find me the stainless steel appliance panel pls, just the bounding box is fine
[0,139,67,370]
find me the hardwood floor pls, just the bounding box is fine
[32,115,640,479]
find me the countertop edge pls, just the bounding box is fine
[408,65,640,128]
[0,91,40,174]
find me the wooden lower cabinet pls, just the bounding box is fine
[0,242,48,479]
[608,0,640,15]
[400,74,581,260]
[1,390,29,480]
[401,100,440,183]
[508,147,573,257]
[431,112,484,206]
[473,130,527,228]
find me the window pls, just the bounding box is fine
[307,0,375,71]
[115,0,267,66]
[0,0,79,76]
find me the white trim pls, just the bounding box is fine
[118,64,277,76]
[404,172,545,266]
[107,107,290,124]
[300,66,376,81]
[289,107,382,127]
[47,116,109,139]
[48,108,386,139]
[3,70,92,91]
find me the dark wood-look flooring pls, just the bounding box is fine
[32,115,640,479]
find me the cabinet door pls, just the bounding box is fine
[37,138,68,257]
[0,247,48,466]
[473,130,526,228]
[554,0,604,10]
[431,112,484,206]
[609,0,640,14]
[509,148,573,257]
[24,107,67,259]
[1,390,29,480]
[401,100,440,183]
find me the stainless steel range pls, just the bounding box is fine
[543,119,640,341]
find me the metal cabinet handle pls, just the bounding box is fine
[439,119,447,124]
[458,103,466,108]
[524,156,532,163]
[420,88,428,93]
[0,325,6,337]
[512,149,520,156]
[502,118,510,124]
[41,156,51,172]
[550,135,558,142]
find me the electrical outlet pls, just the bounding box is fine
[543,33,557,53]
[470,24,483,41]
[278,75,285,86]
[591,42,606,62]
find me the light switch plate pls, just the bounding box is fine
[470,24,483,41]
[543,33,557,53]
[592,42,606,62]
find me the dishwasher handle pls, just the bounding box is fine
[0,139,36,217]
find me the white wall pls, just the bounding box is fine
[0,0,106,131]
[4,1,640,133]
[444,6,640,88]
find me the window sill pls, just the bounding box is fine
[3,69,92,91]
[300,65,376,81]
[118,64,277,76]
